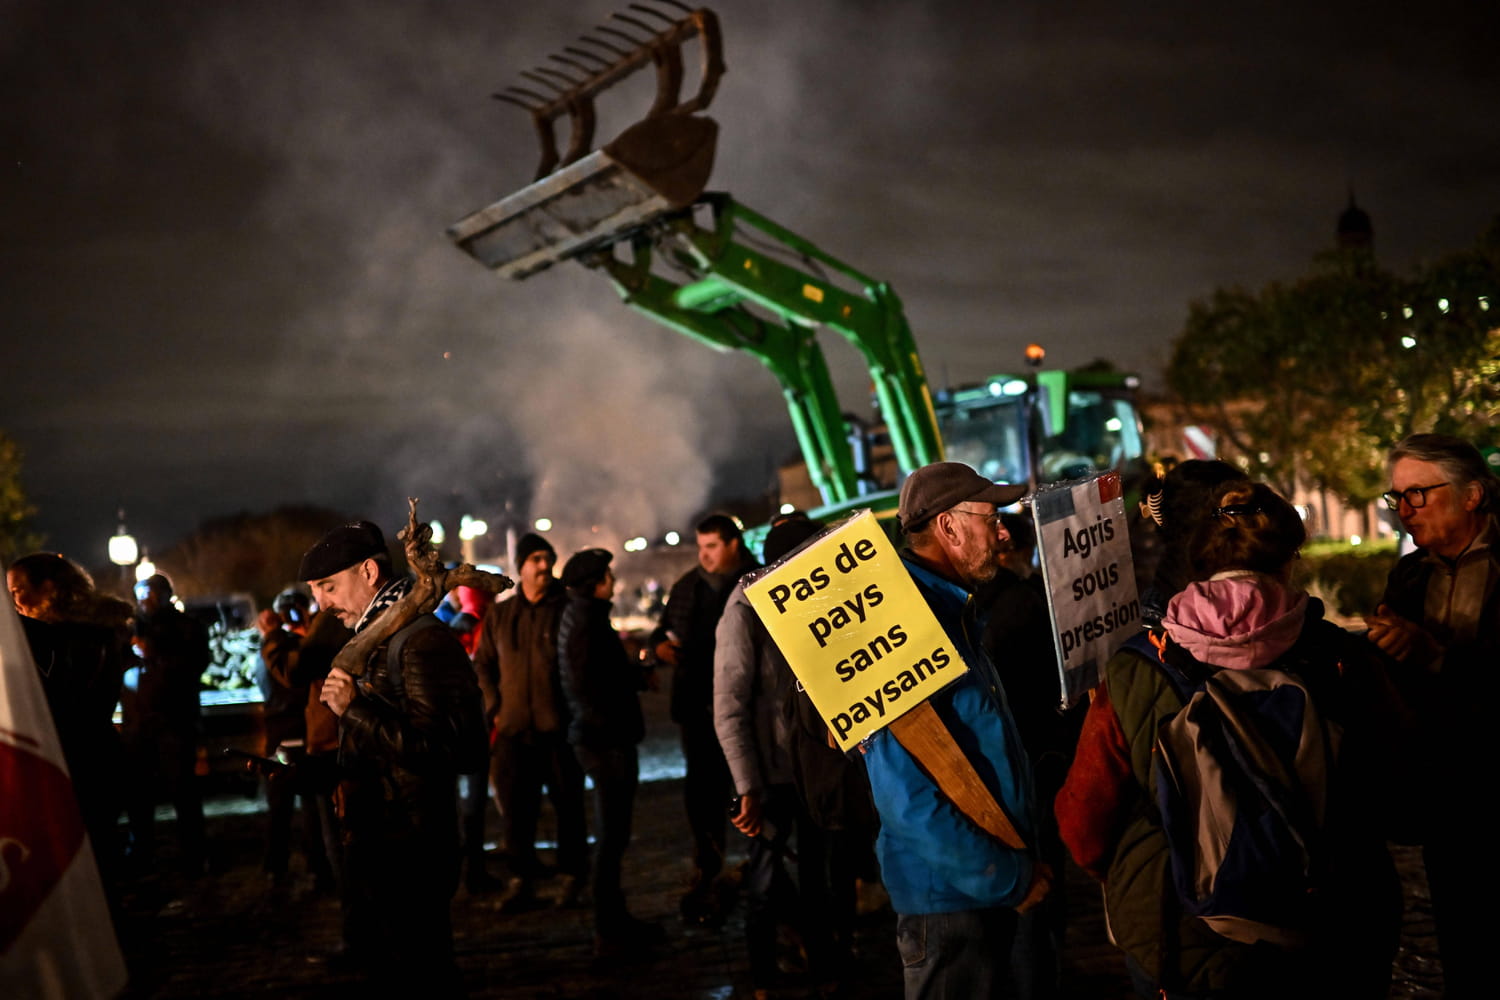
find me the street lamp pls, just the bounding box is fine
[109,513,138,566]
[459,514,488,565]
[109,510,138,597]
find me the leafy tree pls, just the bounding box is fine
[0,431,44,564]
[1167,221,1500,507]
[154,505,352,608]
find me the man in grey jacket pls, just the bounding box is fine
[714,513,838,995]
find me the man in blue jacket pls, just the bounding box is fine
[863,462,1048,999]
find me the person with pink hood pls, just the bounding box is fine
[1056,481,1400,1000]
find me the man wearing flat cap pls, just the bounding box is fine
[300,519,482,992]
[863,463,1048,999]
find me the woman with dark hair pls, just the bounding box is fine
[1136,459,1243,627]
[8,551,130,628]
[7,552,134,886]
[1056,482,1399,999]
[1365,432,1498,998]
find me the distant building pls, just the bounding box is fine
[1336,191,1374,253]
[1139,192,1393,545]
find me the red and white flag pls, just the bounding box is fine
[0,600,128,999]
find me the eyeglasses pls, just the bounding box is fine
[1381,482,1450,511]
[950,507,1005,529]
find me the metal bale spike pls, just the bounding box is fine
[520,69,569,94]
[505,86,553,105]
[492,92,539,111]
[450,5,726,279]
[562,47,612,69]
[551,53,596,79]
[597,24,647,46]
[577,33,629,58]
[628,4,677,25]
[536,65,583,86]
[610,12,659,38]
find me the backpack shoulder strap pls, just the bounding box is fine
[1117,629,1199,704]
[384,614,445,701]
[1119,630,1157,659]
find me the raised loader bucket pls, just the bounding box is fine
[448,3,724,279]
[448,113,717,280]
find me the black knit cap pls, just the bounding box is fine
[762,513,825,564]
[561,548,613,591]
[515,532,556,568]
[140,573,174,596]
[298,520,387,582]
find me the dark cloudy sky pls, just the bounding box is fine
[4,0,1497,565]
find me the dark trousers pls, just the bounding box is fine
[577,744,639,934]
[896,907,1018,1000]
[73,754,125,896]
[459,768,490,874]
[124,728,204,867]
[491,730,588,878]
[678,718,731,879]
[1426,831,1485,999]
[1010,753,1071,1000]
[809,824,863,976]
[304,757,345,884]
[264,746,332,881]
[340,772,462,993]
[742,786,843,989]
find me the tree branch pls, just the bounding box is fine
[332,498,513,678]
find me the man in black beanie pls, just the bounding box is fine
[301,519,482,993]
[471,531,589,910]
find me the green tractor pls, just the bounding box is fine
[447,3,1144,541]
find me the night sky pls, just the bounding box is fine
[4,0,1497,566]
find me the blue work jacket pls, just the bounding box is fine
[861,556,1036,915]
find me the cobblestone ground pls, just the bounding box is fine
[110,793,1445,999]
[111,687,1444,999]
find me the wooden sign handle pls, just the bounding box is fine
[887,701,1028,851]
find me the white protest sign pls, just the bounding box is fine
[745,510,966,750]
[1033,471,1140,705]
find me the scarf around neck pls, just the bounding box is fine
[352,575,414,635]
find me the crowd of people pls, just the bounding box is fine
[6,431,1495,999]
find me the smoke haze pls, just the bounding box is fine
[2,0,1496,563]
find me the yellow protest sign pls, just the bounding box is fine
[746,510,966,750]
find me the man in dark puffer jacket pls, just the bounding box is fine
[557,547,661,960]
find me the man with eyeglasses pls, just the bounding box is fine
[1365,433,1499,999]
[862,461,1049,999]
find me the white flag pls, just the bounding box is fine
[0,600,128,999]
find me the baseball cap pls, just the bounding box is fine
[897,462,1026,533]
